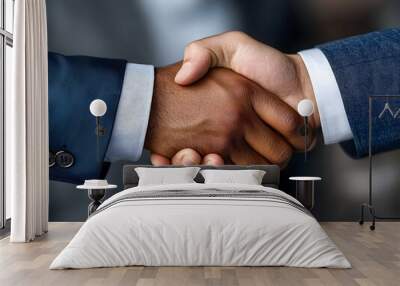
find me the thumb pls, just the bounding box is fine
[174,32,241,85]
[174,49,212,85]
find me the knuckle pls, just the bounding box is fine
[282,109,303,135]
[306,130,317,151]
[213,115,243,154]
[226,101,245,127]
[308,127,317,142]
[238,78,256,95]
[231,77,258,102]
[213,136,232,155]
[218,89,247,122]
[184,40,214,65]
[184,41,202,56]
[274,144,293,166]
[225,31,248,41]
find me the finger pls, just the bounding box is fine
[250,88,308,151]
[202,154,225,165]
[175,32,242,85]
[171,148,202,166]
[244,115,293,167]
[298,121,317,153]
[308,135,318,152]
[230,140,270,165]
[150,153,171,166]
[174,54,212,86]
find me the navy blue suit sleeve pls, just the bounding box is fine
[317,28,400,158]
[48,52,126,184]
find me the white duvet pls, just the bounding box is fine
[50,183,350,269]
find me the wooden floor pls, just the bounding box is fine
[0,222,399,286]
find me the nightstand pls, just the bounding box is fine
[77,180,117,216]
[289,177,322,210]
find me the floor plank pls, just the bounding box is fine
[0,222,399,286]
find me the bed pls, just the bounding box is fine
[50,165,350,269]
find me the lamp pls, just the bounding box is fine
[90,99,107,136]
[297,99,314,161]
[90,99,107,162]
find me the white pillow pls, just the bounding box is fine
[135,167,201,186]
[200,169,266,185]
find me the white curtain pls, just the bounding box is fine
[8,0,49,242]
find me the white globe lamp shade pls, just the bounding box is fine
[90,99,107,117]
[297,99,314,117]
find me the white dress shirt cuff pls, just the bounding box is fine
[298,48,353,144]
[106,63,154,161]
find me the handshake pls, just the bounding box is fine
[145,31,320,167]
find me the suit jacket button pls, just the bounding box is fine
[55,150,75,168]
[49,151,56,167]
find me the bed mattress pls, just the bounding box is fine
[50,183,350,269]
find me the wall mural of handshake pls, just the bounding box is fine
[48,29,400,184]
[148,32,318,167]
